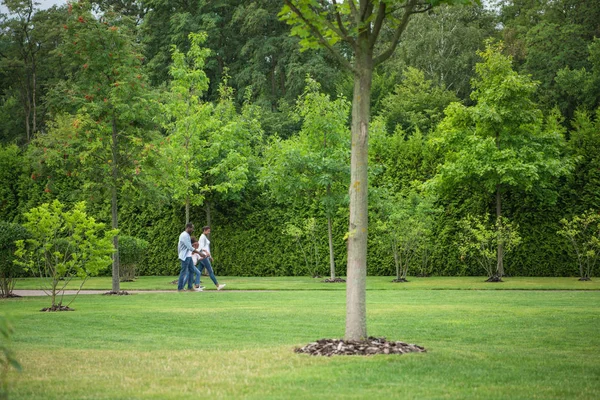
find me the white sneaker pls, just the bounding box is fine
[194,287,204,292]
[217,284,226,291]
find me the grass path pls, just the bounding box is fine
[2,288,599,399]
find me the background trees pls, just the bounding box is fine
[262,78,350,281]
[429,43,570,278]
[0,0,598,284]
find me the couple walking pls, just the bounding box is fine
[177,223,225,292]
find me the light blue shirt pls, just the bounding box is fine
[178,231,194,261]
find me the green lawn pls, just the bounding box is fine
[13,275,600,291]
[2,283,599,399]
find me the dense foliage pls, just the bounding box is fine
[1,0,599,278]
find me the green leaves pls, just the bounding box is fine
[261,77,350,216]
[14,200,117,307]
[558,210,600,279]
[430,42,570,199]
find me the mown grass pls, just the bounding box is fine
[2,288,599,399]
[13,275,600,291]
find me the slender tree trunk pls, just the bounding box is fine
[346,49,373,341]
[393,239,400,281]
[327,214,336,280]
[111,112,120,293]
[496,184,504,278]
[185,196,190,225]
[32,62,37,134]
[205,202,212,228]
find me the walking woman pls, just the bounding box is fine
[199,226,226,290]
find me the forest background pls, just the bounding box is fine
[1,0,599,279]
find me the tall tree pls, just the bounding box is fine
[0,0,42,143]
[161,32,211,224]
[280,0,475,340]
[429,42,570,278]
[261,77,350,280]
[38,2,160,294]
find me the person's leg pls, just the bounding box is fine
[186,258,195,290]
[200,258,219,286]
[177,259,188,291]
[193,265,202,287]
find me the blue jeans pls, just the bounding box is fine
[199,258,218,286]
[177,257,195,290]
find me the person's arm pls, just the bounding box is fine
[183,234,201,254]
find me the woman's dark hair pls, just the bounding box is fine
[202,226,210,232]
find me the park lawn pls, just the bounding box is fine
[2,289,599,399]
[12,275,600,291]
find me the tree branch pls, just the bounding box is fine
[309,2,355,49]
[368,1,387,49]
[283,0,357,74]
[372,0,418,66]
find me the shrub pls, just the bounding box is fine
[0,222,29,297]
[118,235,149,282]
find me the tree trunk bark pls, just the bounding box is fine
[345,50,372,341]
[185,196,190,225]
[111,112,120,293]
[205,202,212,228]
[327,214,336,280]
[496,184,504,278]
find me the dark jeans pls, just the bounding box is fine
[177,257,195,290]
[199,258,218,286]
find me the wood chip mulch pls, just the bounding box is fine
[103,290,131,296]
[40,305,74,312]
[322,278,346,283]
[295,337,426,357]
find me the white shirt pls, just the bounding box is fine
[199,233,210,255]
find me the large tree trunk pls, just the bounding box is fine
[111,113,120,293]
[327,214,336,280]
[496,184,504,278]
[345,49,373,341]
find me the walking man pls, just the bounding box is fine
[178,223,203,292]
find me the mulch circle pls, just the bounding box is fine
[392,278,409,283]
[103,290,132,296]
[0,293,22,298]
[40,305,74,312]
[295,337,426,357]
[322,278,346,283]
[485,276,504,282]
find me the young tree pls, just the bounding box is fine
[429,42,570,278]
[558,211,600,281]
[457,214,521,281]
[161,32,211,224]
[14,200,116,310]
[0,221,29,298]
[375,190,438,282]
[280,0,476,340]
[38,2,161,294]
[262,77,350,281]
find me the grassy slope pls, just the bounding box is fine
[13,275,600,291]
[2,289,599,399]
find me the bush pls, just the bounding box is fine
[118,235,149,282]
[0,222,29,297]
